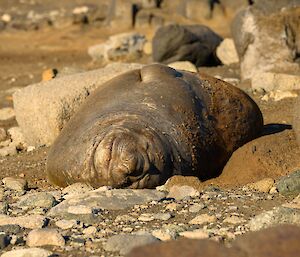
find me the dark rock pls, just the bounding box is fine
[277,170,300,196]
[152,24,222,66]
[0,233,9,249]
[0,225,23,235]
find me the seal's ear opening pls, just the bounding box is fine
[93,127,171,189]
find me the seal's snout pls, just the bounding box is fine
[93,126,170,188]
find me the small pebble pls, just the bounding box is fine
[189,214,217,225]
[2,177,27,192]
[55,219,77,230]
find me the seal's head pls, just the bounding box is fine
[92,125,171,188]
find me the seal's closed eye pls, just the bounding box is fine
[93,127,170,188]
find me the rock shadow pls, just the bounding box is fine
[261,123,292,136]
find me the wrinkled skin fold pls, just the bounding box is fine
[46,64,263,188]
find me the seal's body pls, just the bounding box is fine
[47,64,263,188]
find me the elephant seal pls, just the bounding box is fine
[46,64,263,188]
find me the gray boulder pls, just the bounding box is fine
[231,2,300,80]
[152,24,222,66]
[88,32,146,62]
[13,63,143,147]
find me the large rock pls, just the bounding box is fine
[248,207,300,231]
[231,3,300,80]
[152,24,222,66]
[216,38,239,65]
[1,248,53,257]
[252,72,300,92]
[13,63,143,147]
[277,170,300,196]
[88,32,146,62]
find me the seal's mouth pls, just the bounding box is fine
[92,125,170,188]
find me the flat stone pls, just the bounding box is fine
[179,229,210,239]
[0,224,22,234]
[138,214,154,222]
[223,216,246,224]
[249,207,300,231]
[0,214,47,229]
[67,205,94,215]
[83,226,97,235]
[2,177,27,192]
[216,38,239,65]
[27,228,65,247]
[282,194,300,210]
[247,178,275,193]
[115,215,136,223]
[55,219,77,230]
[154,224,187,241]
[167,185,200,201]
[189,203,206,213]
[18,192,56,209]
[252,72,300,92]
[262,90,298,102]
[104,234,159,255]
[0,145,17,157]
[0,108,15,121]
[62,183,94,197]
[49,189,165,220]
[168,61,198,73]
[152,229,175,241]
[153,213,172,221]
[1,248,53,257]
[277,170,300,196]
[189,214,217,225]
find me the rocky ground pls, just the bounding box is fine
[0,1,300,257]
